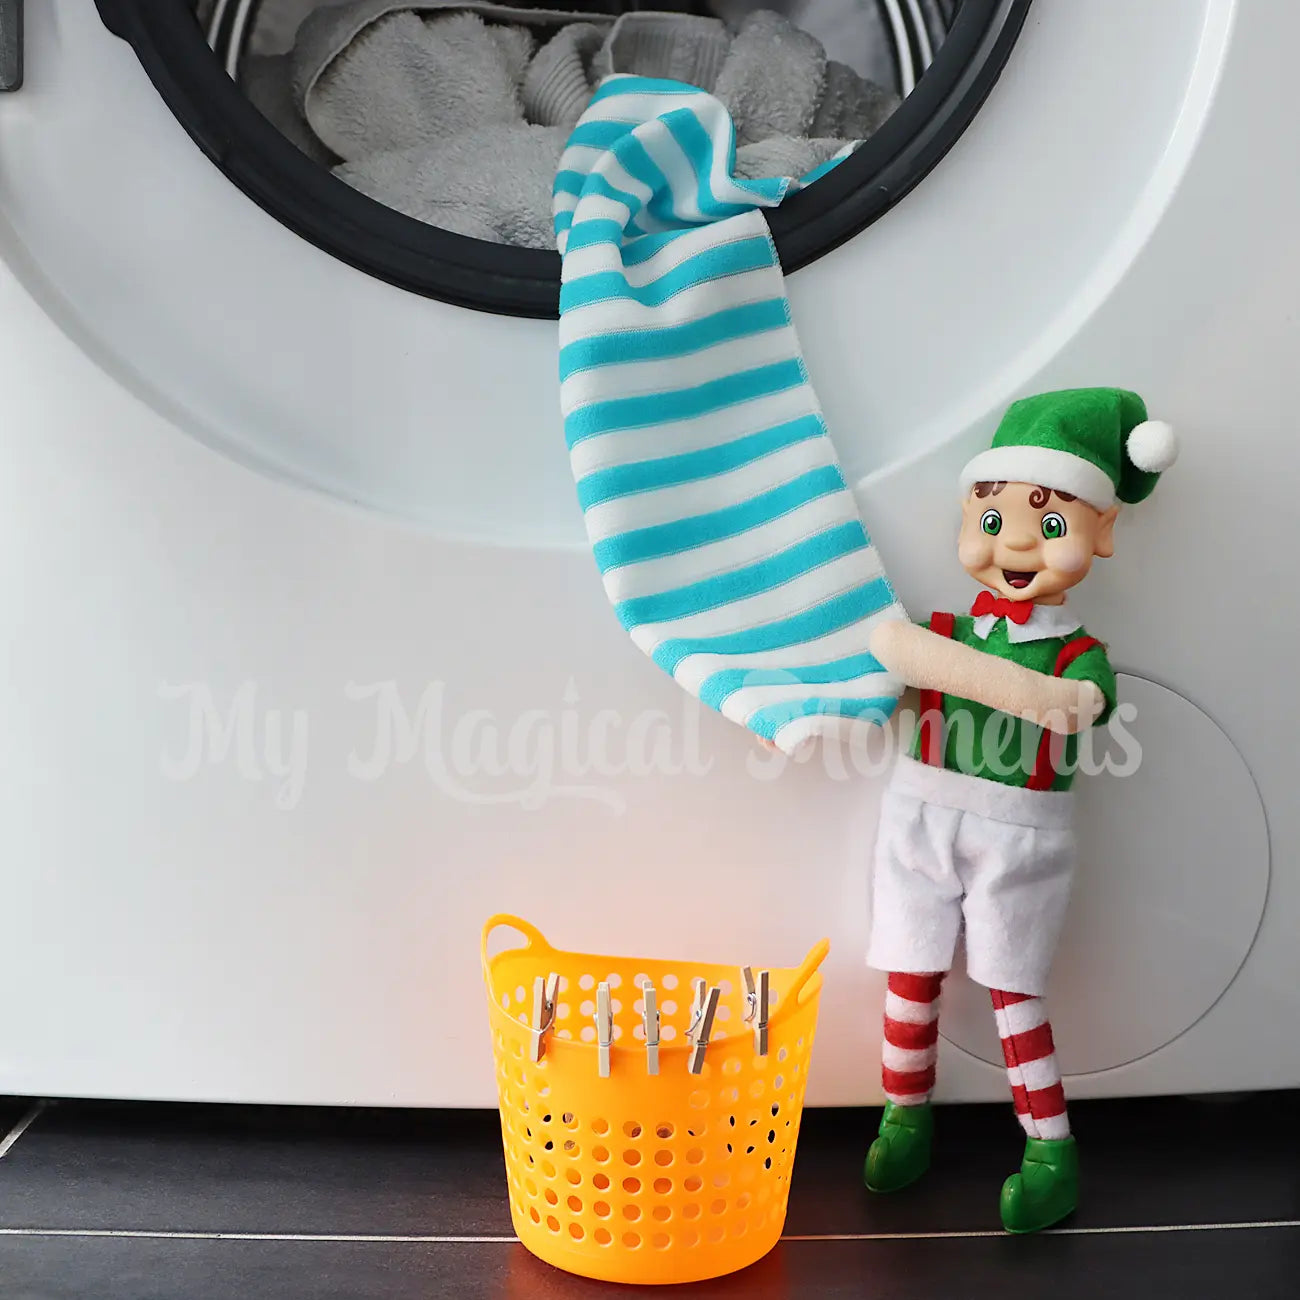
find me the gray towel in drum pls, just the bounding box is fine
[303,9,534,160]
[525,12,732,129]
[266,1,901,248]
[291,2,582,247]
[337,122,569,248]
[811,59,900,140]
[732,133,849,183]
[713,9,826,146]
[522,22,605,129]
[594,12,732,91]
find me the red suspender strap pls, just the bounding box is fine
[919,612,955,767]
[1053,635,1102,675]
[1026,635,1102,791]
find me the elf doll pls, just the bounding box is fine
[863,388,1177,1233]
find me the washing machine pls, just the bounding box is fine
[0,0,1289,1108]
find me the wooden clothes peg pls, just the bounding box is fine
[687,985,721,1075]
[529,972,560,1064]
[690,977,707,1033]
[741,966,771,1056]
[642,983,660,1076]
[595,982,613,1078]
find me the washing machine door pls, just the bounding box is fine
[0,0,1290,1106]
[101,0,1009,317]
[34,0,1026,534]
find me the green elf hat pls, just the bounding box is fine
[959,387,1177,511]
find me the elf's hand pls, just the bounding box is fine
[870,621,1104,735]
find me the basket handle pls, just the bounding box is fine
[785,937,830,1007]
[481,914,553,975]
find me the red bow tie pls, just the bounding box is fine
[971,591,1035,625]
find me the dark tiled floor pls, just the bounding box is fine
[0,1093,1296,1298]
[0,1104,512,1238]
[3,1233,1299,1300]
[0,1096,38,1138]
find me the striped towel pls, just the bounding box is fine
[555,76,908,755]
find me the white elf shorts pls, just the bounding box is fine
[866,754,1076,996]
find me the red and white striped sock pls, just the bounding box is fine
[882,972,945,1106]
[989,990,1070,1140]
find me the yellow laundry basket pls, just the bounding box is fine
[482,914,829,1286]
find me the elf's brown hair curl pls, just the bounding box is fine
[972,481,1078,505]
[1028,486,1078,508]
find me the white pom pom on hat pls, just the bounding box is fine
[1126,420,1178,473]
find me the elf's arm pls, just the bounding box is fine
[870,621,1105,735]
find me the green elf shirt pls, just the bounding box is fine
[907,603,1117,791]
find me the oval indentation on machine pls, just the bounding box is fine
[940,675,1269,1076]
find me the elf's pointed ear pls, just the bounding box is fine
[1094,505,1120,558]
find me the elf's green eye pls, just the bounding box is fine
[1041,512,1067,540]
[980,510,1002,536]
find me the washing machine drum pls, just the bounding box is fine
[94,0,1028,316]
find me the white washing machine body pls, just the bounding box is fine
[0,0,1292,1106]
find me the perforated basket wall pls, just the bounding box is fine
[482,915,829,1286]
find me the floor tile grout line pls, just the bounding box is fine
[0,1231,521,1244]
[0,1221,1295,1245]
[0,1102,48,1160]
[785,1221,1300,1240]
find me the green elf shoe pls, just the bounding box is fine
[863,1101,933,1193]
[1000,1136,1079,1234]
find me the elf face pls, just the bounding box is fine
[958,482,1119,604]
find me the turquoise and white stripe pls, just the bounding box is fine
[555,76,907,753]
